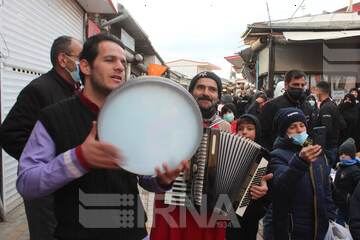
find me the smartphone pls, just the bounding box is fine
[312,126,326,148]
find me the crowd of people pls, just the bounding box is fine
[0,33,360,240]
[218,70,360,239]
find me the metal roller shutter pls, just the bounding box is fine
[0,0,84,216]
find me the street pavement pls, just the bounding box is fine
[0,204,29,240]
[0,202,264,240]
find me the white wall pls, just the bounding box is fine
[168,66,198,78]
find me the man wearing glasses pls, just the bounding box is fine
[0,36,82,240]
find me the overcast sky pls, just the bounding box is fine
[120,0,353,78]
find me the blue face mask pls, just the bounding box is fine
[289,131,308,146]
[223,113,234,123]
[66,63,82,83]
[308,100,315,107]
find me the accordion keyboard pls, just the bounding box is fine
[236,158,268,216]
[193,132,209,206]
[164,172,188,206]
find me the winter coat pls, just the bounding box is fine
[338,102,359,145]
[268,137,336,240]
[349,182,360,239]
[333,160,360,209]
[259,93,314,150]
[317,98,347,149]
[0,69,78,160]
[226,113,268,240]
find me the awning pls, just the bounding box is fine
[224,55,244,68]
[283,30,360,41]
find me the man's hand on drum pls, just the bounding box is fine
[80,121,123,169]
[155,160,190,188]
[249,173,273,200]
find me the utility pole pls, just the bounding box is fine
[347,0,353,12]
[266,2,275,93]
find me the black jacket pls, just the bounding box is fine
[39,95,147,240]
[333,162,360,209]
[259,93,313,150]
[226,114,267,240]
[317,98,347,149]
[350,182,360,239]
[338,103,358,145]
[268,137,336,240]
[0,69,78,160]
[246,101,261,118]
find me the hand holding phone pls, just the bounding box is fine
[312,126,326,148]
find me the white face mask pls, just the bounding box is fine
[65,62,81,83]
[308,100,315,107]
[223,113,234,123]
[288,131,309,146]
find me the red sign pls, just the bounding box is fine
[87,20,101,38]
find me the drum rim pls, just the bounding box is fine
[97,76,204,174]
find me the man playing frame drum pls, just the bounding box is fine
[16,33,188,240]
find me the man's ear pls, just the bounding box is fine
[79,59,90,77]
[284,81,289,91]
[57,52,67,68]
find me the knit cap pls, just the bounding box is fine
[339,138,356,159]
[188,71,222,99]
[273,107,307,137]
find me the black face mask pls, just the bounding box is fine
[287,87,306,102]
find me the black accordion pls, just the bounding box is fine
[164,128,268,216]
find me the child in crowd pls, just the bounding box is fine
[268,107,336,239]
[226,114,272,240]
[333,138,360,226]
[220,103,238,134]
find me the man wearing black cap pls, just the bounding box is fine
[151,71,231,240]
[259,70,313,150]
[188,71,231,131]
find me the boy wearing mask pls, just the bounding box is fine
[268,107,336,240]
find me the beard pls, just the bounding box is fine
[196,95,218,119]
[90,76,112,97]
[200,105,217,119]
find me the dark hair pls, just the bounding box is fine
[50,36,74,67]
[221,94,234,104]
[79,33,125,81]
[80,33,124,66]
[306,94,316,101]
[316,81,330,94]
[343,93,356,104]
[350,88,359,94]
[284,70,306,84]
[220,103,237,117]
[265,89,274,99]
[253,91,267,102]
[237,117,255,131]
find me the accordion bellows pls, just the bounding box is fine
[165,128,268,217]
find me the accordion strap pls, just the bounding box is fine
[209,117,226,129]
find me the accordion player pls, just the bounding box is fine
[164,128,268,217]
